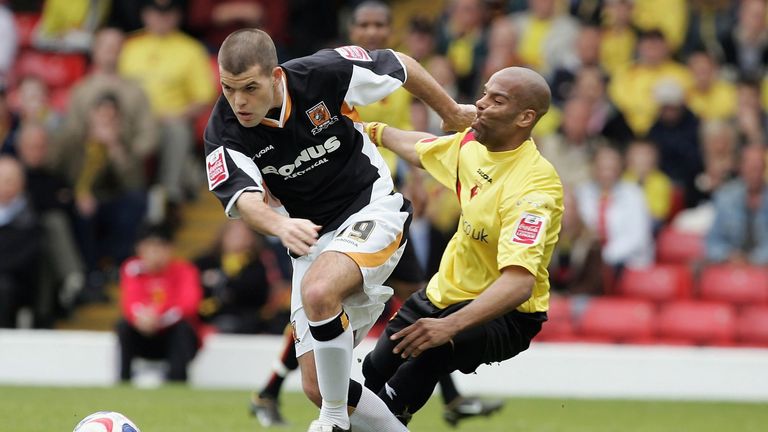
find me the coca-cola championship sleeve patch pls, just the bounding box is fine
[511,212,546,246]
[206,146,229,190]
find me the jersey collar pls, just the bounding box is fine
[260,71,292,128]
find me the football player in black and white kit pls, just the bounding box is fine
[204,29,474,432]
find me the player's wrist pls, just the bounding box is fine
[364,122,388,147]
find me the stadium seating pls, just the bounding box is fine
[657,301,736,345]
[13,13,40,48]
[656,227,704,264]
[12,51,87,89]
[736,306,768,346]
[699,265,768,306]
[536,295,576,341]
[616,264,693,302]
[579,298,655,343]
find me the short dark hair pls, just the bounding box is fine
[351,1,391,25]
[137,223,175,243]
[218,29,277,76]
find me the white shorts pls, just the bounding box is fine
[290,193,410,358]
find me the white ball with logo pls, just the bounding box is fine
[72,411,141,432]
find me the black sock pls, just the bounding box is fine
[439,374,461,405]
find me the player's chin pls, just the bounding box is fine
[471,127,485,142]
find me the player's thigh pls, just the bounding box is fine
[301,250,364,304]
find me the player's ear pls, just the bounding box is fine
[516,109,537,128]
[271,66,283,83]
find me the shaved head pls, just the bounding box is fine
[219,28,277,76]
[494,67,551,123]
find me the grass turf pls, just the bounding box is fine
[1,385,766,432]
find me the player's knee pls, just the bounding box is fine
[301,374,322,407]
[301,280,339,317]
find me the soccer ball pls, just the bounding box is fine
[72,411,141,432]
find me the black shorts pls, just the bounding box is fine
[387,238,426,284]
[389,289,547,373]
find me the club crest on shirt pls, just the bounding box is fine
[306,101,339,135]
[512,213,545,245]
[335,45,373,62]
[206,146,229,190]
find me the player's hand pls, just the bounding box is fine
[276,218,321,256]
[390,317,458,358]
[441,104,477,132]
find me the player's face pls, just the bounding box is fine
[472,73,533,147]
[220,64,281,128]
[349,8,390,50]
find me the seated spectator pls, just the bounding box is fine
[187,0,287,53]
[549,186,595,294]
[33,0,110,52]
[55,92,148,302]
[17,123,84,318]
[0,2,17,87]
[689,120,738,206]
[599,0,637,77]
[437,0,489,101]
[721,0,768,81]
[623,139,673,231]
[648,79,703,208]
[118,0,215,206]
[116,223,202,383]
[735,78,767,145]
[570,67,635,147]
[706,145,768,265]
[0,156,42,328]
[13,75,61,133]
[576,146,654,291]
[686,51,736,122]
[550,25,603,106]
[195,219,288,334]
[0,86,19,155]
[481,16,519,86]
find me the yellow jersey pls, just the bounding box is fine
[415,129,563,313]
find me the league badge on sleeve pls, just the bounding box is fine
[335,45,373,62]
[206,146,229,190]
[512,213,546,245]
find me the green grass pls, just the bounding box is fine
[1,385,766,432]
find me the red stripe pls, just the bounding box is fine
[88,418,113,431]
[460,131,475,147]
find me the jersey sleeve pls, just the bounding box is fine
[415,133,462,192]
[325,46,407,108]
[497,190,558,275]
[203,129,265,219]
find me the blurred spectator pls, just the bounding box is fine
[631,0,688,52]
[195,219,287,334]
[510,0,579,79]
[570,66,634,146]
[681,0,735,59]
[188,0,288,53]
[401,169,450,279]
[735,78,767,145]
[538,97,603,188]
[33,0,110,52]
[58,27,157,181]
[623,139,673,231]
[686,51,736,121]
[689,120,737,206]
[14,75,61,132]
[0,86,20,155]
[569,0,603,25]
[599,0,636,77]
[283,0,340,58]
[116,223,202,383]
[706,145,768,265]
[0,156,42,328]
[722,0,768,81]
[419,56,459,135]
[17,123,84,317]
[608,29,693,136]
[550,25,603,105]
[549,186,595,294]
[0,2,18,87]
[108,0,189,34]
[437,0,488,101]
[118,0,215,206]
[404,17,438,65]
[56,92,148,302]
[647,79,703,208]
[481,16,519,85]
[576,145,654,273]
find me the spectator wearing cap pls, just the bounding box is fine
[647,79,703,209]
[116,223,202,383]
[608,29,693,136]
[118,0,215,206]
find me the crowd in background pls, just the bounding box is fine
[1,0,767,343]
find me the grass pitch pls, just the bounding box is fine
[1,385,766,432]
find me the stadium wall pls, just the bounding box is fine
[1,330,767,401]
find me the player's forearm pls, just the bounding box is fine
[379,126,433,168]
[397,53,461,122]
[442,267,534,333]
[235,191,288,238]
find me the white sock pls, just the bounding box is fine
[310,314,353,429]
[350,385,409,432]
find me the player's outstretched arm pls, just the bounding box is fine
[236,191,321,256]
[366,122,433,168]
[391,266,534,358]
[396,53,476,132]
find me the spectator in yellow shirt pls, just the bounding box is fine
[600,0,637,77]
[118,0,215,206]
[623,139,673,231]
[686,51,736,121]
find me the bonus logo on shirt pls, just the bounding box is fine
[512,213,545,245]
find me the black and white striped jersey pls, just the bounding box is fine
[203,47,407,235]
